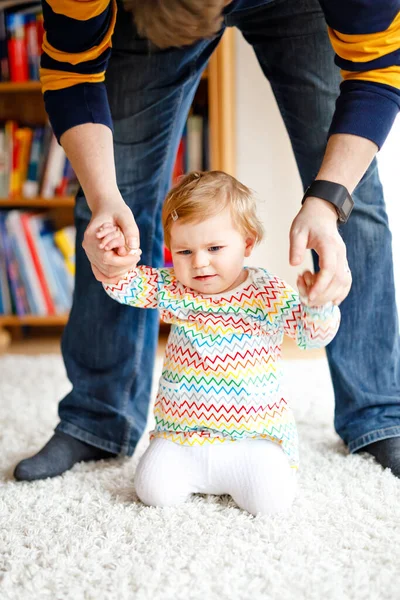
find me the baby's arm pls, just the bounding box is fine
[97,222,160,308]
[96,224,157,308]
[274,271,340,350]
[102,266,160,309]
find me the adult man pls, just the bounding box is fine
[14,0,400,480]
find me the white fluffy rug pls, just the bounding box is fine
[0,354,399,600]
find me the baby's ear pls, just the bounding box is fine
[244,236,256,257]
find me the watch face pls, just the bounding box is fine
[342,196,353,216]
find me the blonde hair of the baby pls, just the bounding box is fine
[162,170,264,249]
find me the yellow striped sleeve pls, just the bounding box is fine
[340,65,400,88]
[40,68,106,91]
[40,0,117,93]
[45,0,111,21]
[42,0,117,66]
[328,11,400,63]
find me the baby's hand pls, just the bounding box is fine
[96,222,141,258]
[297,270,319,306]
[96,222,125,251]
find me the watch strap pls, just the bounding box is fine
[301,180,354,223]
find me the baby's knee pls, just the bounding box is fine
[134,447,191,508]
[135,471,190,507]
[232,461,298,516]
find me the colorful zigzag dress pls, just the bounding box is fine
[104,266,340,469]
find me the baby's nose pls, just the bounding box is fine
[192,251,210,268]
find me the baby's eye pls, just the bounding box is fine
[208,246,222,252]
[177,250,192,255]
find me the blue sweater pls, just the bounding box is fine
[40,0,400,149]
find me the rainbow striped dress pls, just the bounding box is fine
[104,266,340,468]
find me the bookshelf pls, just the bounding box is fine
[0,197,74,208]
[0,25,235,346]
[0,81,41,92]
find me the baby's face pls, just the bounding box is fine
[169,207,254,295]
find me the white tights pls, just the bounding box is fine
[135,438,297,516]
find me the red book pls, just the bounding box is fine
[20,212,56,315]
[7,13,28,82]
[55,177,68,196]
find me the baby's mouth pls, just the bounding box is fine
[193,275,217,281]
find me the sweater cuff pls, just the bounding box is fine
[329,80,400,150]
[300,299,336,316]
[43,83,113,143]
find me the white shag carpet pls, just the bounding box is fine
[0,354,399,600]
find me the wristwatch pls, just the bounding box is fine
[301,180,354,223]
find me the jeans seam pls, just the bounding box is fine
[156,40,211,192]
[56,421,122,455]
[348,426,400,453]
[190,38,217,78]
[120,307,147,455]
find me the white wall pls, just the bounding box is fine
[236,31,400,310]
[377,119,400,310]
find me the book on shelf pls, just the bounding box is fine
[171,114,210,183]
[186,115,204,172]
[54,226,75,276]
[0,1,42,83]
[163,112,209,266]
[0,210,74,316]
[0,121,79,200]
[0,220,12,315]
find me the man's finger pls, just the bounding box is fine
[117,213,139,250]
[309,269,336,302]
[309,258,351,305]
[289,227,308,266]
[297,274,306,296]
[308,245,337,301]
[309,281,343,306]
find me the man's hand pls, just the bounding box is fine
[289,197,352,306]
[82,199,141,283]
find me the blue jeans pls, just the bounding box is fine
[57,0,400,455]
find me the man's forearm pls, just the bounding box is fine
[60,123,120,212]
[316,133,378,194]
